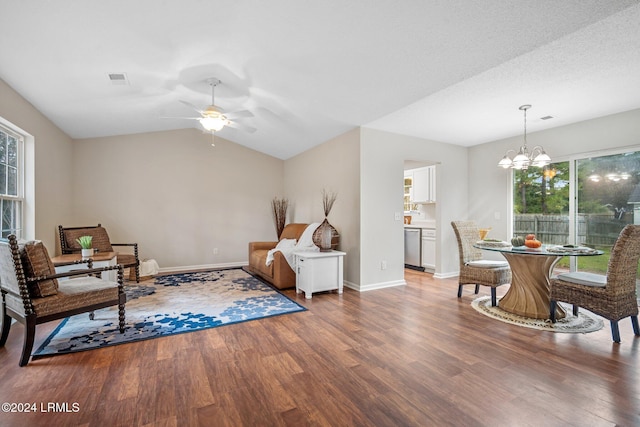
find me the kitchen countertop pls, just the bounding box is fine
[404,220,436,229]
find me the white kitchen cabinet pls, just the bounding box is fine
[403,173,413,211]
[412,168,429,203]
[421,228,436,271]
[409,166,436,203]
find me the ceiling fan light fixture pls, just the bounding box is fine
[199,116,227,132]
[169,77,254,137]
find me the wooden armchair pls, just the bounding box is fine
[0,235,126,366]
[58,224,140,282]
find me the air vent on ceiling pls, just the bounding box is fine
[540,115,554,120]
[108,73,129,85]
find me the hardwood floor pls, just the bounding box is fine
[1,269,639,426]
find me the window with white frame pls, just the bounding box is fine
[512,148,640,275]
[0,124,23,238]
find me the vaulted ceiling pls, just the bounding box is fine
[1,1,639,159]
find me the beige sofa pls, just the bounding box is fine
[246,223,309,289]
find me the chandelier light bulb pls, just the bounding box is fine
[498,155,513,169]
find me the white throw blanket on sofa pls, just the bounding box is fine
[266,222,321,269]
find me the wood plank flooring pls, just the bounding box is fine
[1,269,639,426]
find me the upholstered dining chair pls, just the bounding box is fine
[550,224,640,343]
[58,224,140,282]
[0,235,126,366]
[451,221,512,306]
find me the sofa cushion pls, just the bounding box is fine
[280,223,309,241]
[556,271,606,287]
[20,241,58,297]
[250,249,273,278]
[466,260,509,269]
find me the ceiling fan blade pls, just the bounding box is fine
[179,100,204,115]
[160,116,201,120]
[226,110,254,119]
[226,120,257,133]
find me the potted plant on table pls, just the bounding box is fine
[76,235,94,258]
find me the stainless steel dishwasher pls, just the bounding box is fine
[404,227,424,270]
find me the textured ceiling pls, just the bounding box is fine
[1,1,639,159]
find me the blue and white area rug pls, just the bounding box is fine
[34,269,306,357]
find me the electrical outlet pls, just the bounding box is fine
[381,261,387,270]
[213,248,219,255]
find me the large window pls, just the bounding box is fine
[0,125,23,238]
[513,149,640,274]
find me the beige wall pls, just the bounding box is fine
[360,128,469,287]
[284,128,361,285]
[0,78,74,250]
[72,130,284,270]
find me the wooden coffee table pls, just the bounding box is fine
[51,251,118,282]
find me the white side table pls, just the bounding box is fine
[294,250,346,299]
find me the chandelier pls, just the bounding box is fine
[498,105,551,170]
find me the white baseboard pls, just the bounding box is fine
[433,271,459,279]
[344,279,406,292]
[156,264,412,293]
[158,262,248,274]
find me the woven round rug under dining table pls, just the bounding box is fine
[471,296,604,333]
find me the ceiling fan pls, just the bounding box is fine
[169,78,256,134]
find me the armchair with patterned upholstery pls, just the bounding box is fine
[0,235,126,366]
[58,224,140,282]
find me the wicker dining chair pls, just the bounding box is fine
[451,221,511,306]
[550,224,640,343]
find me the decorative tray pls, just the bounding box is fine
[546,245,598,254]
[475,239,511,248]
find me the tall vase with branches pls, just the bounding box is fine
[272,197,289,239]
[312,189,340,251]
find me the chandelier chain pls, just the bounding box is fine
[523,107,527,147]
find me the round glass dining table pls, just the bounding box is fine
[473,243,603,320]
